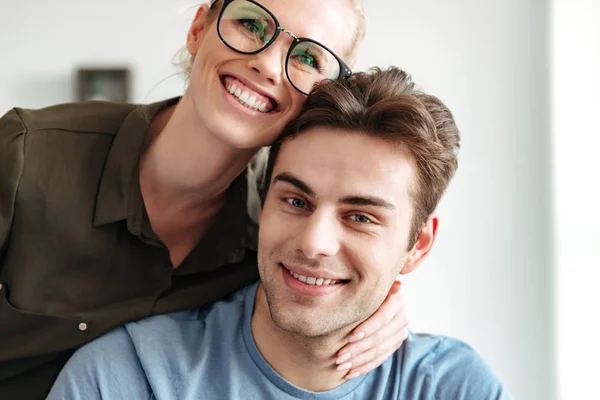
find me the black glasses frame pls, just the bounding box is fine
[211,0,352,95]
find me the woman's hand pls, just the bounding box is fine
[335,280,408,379]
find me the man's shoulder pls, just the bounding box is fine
[10,101,139,137]
[393,332,510,399]
[50,284,255,399]
[124,284,253,342]
[48,326,154,399]
[55,325,145,382]
[404,332,477,362]
[405,333,489,374]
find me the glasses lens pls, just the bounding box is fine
[218,0,277,53]
[287,40,342,94]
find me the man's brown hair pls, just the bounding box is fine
[261,66,461,248]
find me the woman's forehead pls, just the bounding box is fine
[259,0,357,57]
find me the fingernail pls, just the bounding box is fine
[336,352,351,364]
[346,372,360,380]
[349,331,365,342]
[336,362,352,372]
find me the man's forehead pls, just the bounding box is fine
[277,127,416,170]
[273,130,416,208]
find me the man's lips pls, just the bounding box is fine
[280,264,347,297]
[281,263,349,286]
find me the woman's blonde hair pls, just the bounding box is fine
[173,0,365,84]
[345,0,366,67]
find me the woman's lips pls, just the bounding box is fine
[221,75,278,112]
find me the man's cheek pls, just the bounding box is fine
[259,220,285,253]
[266,212,292,236]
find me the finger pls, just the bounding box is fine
[346,281,404,344]
[338,285,408,348]
[340,326,408,372]
[389,278,402,295]
[344,351,394,380]
[344,347,393,379]
[343,327,408,377]
[337,317,404,361]
[337,311,408,366]
[337,304,408,359]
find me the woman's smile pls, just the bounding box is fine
[221,74,278,113]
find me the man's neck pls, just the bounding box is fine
[251,285,353,392]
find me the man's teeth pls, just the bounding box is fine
[288,269,338,286]
[226,83,269,113]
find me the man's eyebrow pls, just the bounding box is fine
[272,173,315,197]
[272,174,396,210]
[339,196,396,211]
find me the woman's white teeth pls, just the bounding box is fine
[288,269,338,286]
[227,83,269,112]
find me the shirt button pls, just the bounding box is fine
[78,322,88,332]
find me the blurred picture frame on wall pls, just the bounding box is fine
[75,67,131,103]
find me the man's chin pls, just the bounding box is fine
[268,301,352,338]
[271,313,332,338]
[261,281,352,338]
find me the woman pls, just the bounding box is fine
[0,0,408,398]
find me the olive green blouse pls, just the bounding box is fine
[0,99,265,399]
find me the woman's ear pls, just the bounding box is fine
[399,213,439,275]
[187,4,212,56]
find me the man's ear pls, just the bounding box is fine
[186,4,212,57]
[399,213,439,275]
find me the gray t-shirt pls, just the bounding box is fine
[49,283,510,399]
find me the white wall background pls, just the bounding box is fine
[552,0,600,399]
[0,0,198,111]
[360,1,555,400]
[2,0,586,399]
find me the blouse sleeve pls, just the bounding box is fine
[0,109,26,268]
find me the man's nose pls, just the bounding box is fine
[297,211,342,259]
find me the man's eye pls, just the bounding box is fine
[350,214,372,224]
[286,198,306,208]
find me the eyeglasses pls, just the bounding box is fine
[210,0,352,95]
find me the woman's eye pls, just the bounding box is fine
[350,214,372,224]
[297,51,319,69]
[241,19,264,36]
[286,198,306,209]
[300,53,316,68]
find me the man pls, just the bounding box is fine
[48,67,510,399]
